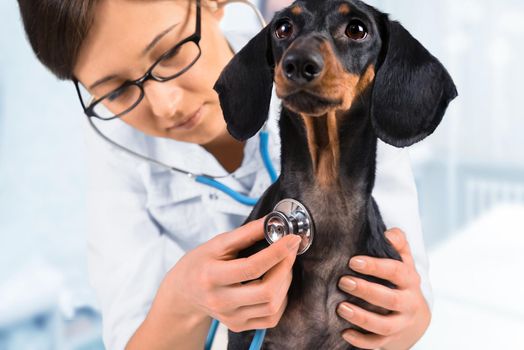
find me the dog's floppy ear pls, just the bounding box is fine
[371,19,458,147]
[214,26,275,141]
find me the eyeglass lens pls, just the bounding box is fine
[87,40,201,120]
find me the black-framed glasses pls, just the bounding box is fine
[74,0,202,121]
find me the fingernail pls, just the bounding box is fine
[339,277,357,292]
[343,330,357,342]
[338,303,354,319]
[350,258,366,270]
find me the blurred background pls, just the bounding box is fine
[1,0,523,349]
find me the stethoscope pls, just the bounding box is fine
[87,116,277,206]
[88,1,315,349]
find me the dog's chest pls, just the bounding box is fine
[291,182,367,256]
[261,186,368,350]
[262,257,361,350]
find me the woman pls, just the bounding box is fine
[17,0,432,349]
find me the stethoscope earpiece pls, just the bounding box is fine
[264,199,314,255]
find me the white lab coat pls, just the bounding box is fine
[85,33,432,350]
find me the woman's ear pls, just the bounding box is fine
[214,25,275,141]
[371,19,458,148]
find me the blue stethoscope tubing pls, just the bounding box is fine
[196,130,278,206]
[205,323,267,350]
[88,114,277,205]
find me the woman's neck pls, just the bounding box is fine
[203,129,245,173]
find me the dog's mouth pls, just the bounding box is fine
[281,90,342,116]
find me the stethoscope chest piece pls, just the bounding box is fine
[264,199,314,255]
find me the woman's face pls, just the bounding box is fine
[74,0,233,145]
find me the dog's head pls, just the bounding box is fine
[214,0,457,147]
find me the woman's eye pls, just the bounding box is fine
[163,46,181,61]
[345,20,368,40]
[106,85,136,104]
[275,19,293,39]
[107,88,125,102]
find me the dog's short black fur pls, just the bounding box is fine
[214,1,457,349]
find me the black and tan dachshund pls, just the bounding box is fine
[214,0,457,349]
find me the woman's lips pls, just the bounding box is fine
[169,106,203,131]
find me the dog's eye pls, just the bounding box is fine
[275,19,293,39]
[346,20,368,40]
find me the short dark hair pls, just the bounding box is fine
[17,0,98,80]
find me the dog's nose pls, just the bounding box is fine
[282,50,324,84]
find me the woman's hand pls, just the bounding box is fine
[161,217,301,333]
[336,228,431,350]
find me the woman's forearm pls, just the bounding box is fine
[126,274,212,350]
[126,309,211,350]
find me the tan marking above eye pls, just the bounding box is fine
[291,5,303,15]
[338,3,351,15]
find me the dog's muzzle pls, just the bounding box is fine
[264,199,314,255]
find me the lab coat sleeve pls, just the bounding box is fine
[86,137,185,350]
[373,140,433,309]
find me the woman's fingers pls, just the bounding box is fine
[228,297,289,333]
[336,230,429,348]
[349,255,410,289]
[337,302,404,337]
[231,282,289,321]
[192,220,299,326]
[338,276,402,312]
[341,328,390,350]
[348,230,421,290]
[209,218,267,256]
[384,228,415,267]
[223,250,296,307]
[209,233,301,285]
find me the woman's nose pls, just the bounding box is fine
[143,80,181,119]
